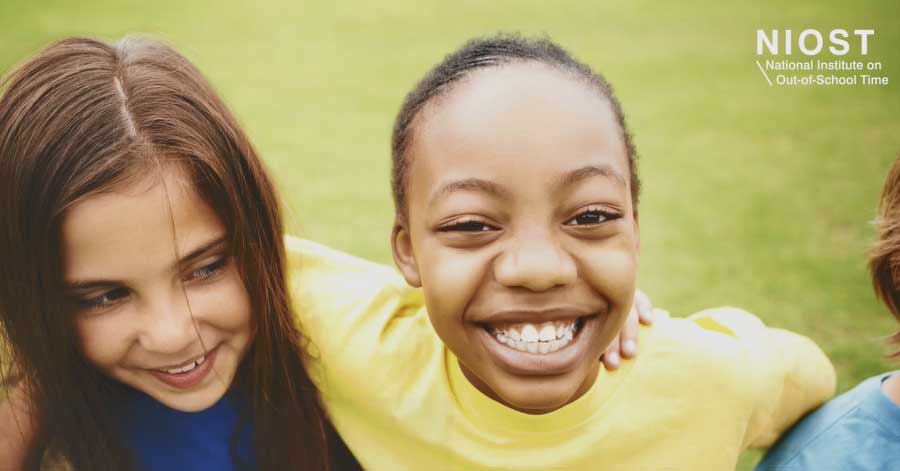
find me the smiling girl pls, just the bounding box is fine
[0,37,335,470]
[296,34,837,470]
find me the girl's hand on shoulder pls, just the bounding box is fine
[600,289,669,371]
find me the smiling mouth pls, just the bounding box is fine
[154,353,208,375]
[148,346,219,390]
[483,318,587,354]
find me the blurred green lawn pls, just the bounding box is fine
[3,1,899,469]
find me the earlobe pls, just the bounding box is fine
[391,221,422,288]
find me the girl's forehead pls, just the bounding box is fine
[410,63,628,193]
[61,170,224,284]
[420,61,609,131]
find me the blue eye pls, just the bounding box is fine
[566,209,620,226]
[187,257,227,281]
[79,287,129,310]
[438,220,497,232]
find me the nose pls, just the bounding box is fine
[137,290,199,355]
[493,230,577,291]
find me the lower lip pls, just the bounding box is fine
[149,347,218,390]
[475,316,603,375]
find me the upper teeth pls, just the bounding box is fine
[489,320,580,354]
[164,354,206,375]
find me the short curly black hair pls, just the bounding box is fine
[390,33,640,220]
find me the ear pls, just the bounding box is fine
[632,208,641,256]
[391,219,422,288]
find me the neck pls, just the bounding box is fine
[882,374,900,407]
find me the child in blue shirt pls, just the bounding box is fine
[757,152,900,470]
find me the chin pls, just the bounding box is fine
[494,374,587,414]
[151,383,229,412]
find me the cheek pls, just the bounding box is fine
[416,237,492,341]
[75,313,136,370]
[191,273,253,334]
[574,237,639,317]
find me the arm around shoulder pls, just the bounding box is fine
[746,326,835,448]
[687,307,837,448]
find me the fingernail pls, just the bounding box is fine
[607,351,620,367]
[622,340,636,357]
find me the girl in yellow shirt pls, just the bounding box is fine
[292,34,837,470]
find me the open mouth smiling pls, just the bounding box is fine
[147,345,219,390]
[473,309,605,376]
[483,317,587,354]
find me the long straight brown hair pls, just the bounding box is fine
[0,37,328,470]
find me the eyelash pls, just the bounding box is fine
[78,287,129,311]
[437,219,498,233]
[565,208,622,226]
[438,208,621,232]
[76,257,228,312]
[187,257,228,282]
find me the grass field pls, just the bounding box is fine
[2,1,899,469]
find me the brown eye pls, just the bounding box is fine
[438,220,498,232]
[565,209,620,226]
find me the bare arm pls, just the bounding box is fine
[0,383,34,471]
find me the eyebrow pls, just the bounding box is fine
[429,164,627,208]
[553,164,628,192]
[64,235,229,292]
[429,178,512,207]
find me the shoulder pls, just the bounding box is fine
[635,308,771,404]
[648,307,768,364]
[647,306,832,398]
[284,236,417,320]
[282,237,433,390]
[756,371,900,470]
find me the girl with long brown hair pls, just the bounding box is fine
[0,36,339,470]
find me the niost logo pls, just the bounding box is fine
[756,29,874,56]
[754,29,887,87]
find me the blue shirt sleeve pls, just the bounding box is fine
[757,371,900,471]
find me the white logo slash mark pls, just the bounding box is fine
[755,61,773,87]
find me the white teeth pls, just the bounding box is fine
[166,362,195,374]
[555,323,568,339]
[538,325,555,342]
[521,325,539,342]
[488,319,582,354]
[162,354,206,375]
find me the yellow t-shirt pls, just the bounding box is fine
[287,237,836,470]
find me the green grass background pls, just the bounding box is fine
[2,0,899,468]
